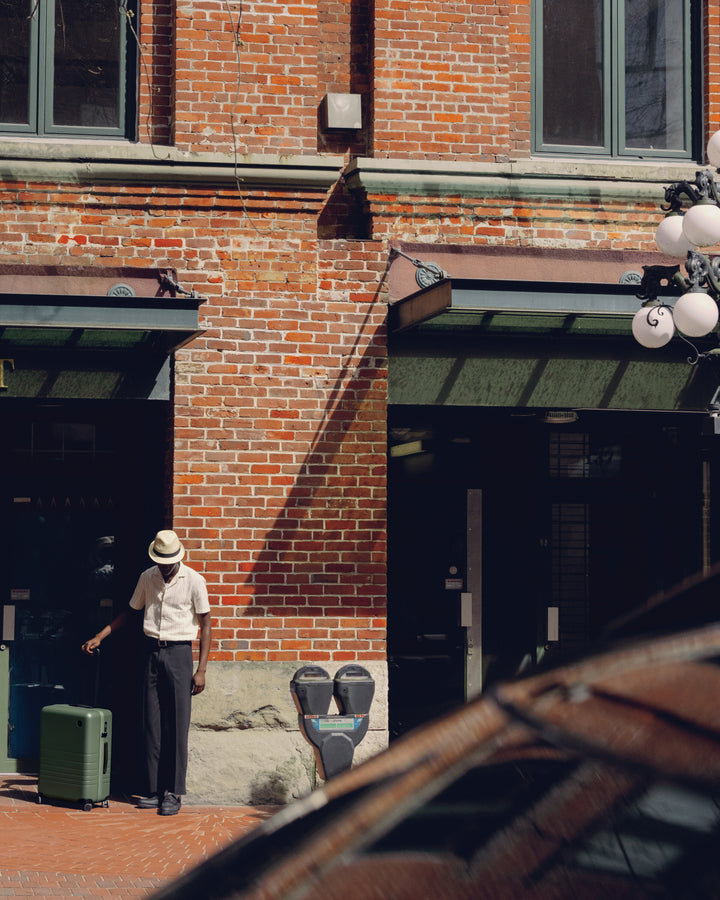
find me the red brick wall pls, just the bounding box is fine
[0,176,388,665]
[172,0,321,154]
[141,1,717,160]
[4,0,718,672]
[373,0,513,161]
[137,0,175,145]
[704,1,720,146]
[364,193,662,253]
[173,216,389,663]
[143,1,720,163]
[507,1,532,157]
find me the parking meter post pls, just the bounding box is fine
[316,734,355,780]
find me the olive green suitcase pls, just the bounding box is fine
[37,704,112,810]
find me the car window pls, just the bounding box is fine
[366,757,576,860]
[570,782,720,883]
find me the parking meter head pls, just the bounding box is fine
[333,664,375,716]
[290,666,333,716]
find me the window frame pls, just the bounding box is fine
[531,0,696,161]
[0,0,137,140]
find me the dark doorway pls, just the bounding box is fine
[0,400,167,788]
[388,407,717,739]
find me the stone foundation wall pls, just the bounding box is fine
[186,661,388,805]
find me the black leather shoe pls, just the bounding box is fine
[136,793,160,809]
[159,791,181,816]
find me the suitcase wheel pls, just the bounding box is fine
[36,793,43,805]
[81,800,93,811]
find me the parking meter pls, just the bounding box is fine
[334,664,375,715]
[290,665,375,780]
[289,666,333,716]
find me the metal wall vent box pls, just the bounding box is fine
[322,93,362,130]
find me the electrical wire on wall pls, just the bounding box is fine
[223,0,270,235]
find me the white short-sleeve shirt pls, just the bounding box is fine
[129,563,210,641]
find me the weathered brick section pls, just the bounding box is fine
[173,0,320,154]
[373,0,512,161]
[174,230,388,662]
[169,201,388,662]
[135,0,175,145]
[317,0,372,98]
[359,190,663,253]
[507,1,532,157]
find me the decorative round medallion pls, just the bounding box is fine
[415,262,446,288]
[107,283,136,297]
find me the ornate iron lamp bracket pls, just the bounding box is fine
[662,170,720,213]
[636,264,685,301]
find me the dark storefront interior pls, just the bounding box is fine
[0,265,204,780]
[387,405,720,738]
[0,400,167,783]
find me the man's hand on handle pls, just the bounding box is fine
[82,636,102,655]
[81,611,127,656]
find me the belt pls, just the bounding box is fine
[145,637,192,647]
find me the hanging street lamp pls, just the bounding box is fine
[635,134,720,362]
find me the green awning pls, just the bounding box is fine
[390,278,646,336]
[0,292,206,400]
[389,279,718,412]
[0,293,204,353]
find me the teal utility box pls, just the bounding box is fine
[38,704,112,810]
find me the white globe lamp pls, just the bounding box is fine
[708,130,720,168]
[655,214,693,258]
[631,304,675,348]
[672,290,719,337]
[682,201,720,248]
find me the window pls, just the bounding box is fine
[533,0,695,159]
[0,0,136,139]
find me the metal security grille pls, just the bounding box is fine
[549,431,621,480]
[549,432,589,479]
[551,502,590,652]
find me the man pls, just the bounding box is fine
[82,530,212,816]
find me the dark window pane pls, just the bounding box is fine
[542,0,604,147]
[0,0,32,125]
[52,0,121,128]
[625,0,686,150]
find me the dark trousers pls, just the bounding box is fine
[143,639,193,796]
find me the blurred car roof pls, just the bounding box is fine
[152,566,720,900]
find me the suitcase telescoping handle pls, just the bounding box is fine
[83,646,102,707]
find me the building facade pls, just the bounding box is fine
[0,0,718,802]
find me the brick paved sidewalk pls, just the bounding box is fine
[0,774,277,897]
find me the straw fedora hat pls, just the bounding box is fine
[148,530,185,564]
